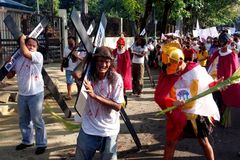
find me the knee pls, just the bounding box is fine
[198,138,210,148]
[72,71,81,79]
[166,140,177,147]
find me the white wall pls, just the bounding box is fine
[103,37,135,49]
[58,9,67,51]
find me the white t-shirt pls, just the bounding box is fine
[13,51,44,96]
[131,44,148,64]
[63,47,86,71]
[82,73,125,137]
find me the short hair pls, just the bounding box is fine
[68,36,76,42]
[25,37,39,47]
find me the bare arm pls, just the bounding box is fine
[72,51,84,61]
[133,50,146,57]
[6,71,16,79]
[84,80,122,111]
[19,35,32,60]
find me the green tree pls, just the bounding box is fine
[151,0,240,35]
[16,0,60,15]
[87,0,145,21]
[38,0,60,15]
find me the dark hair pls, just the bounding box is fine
[199,42,206,52]
[68,36,76,42]
[136,36,146,47]
[25,37,39,47]
[88,47,117,85]
[219,32,230,46]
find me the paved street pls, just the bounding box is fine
[0,62,240,160]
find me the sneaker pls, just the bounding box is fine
[16,143,34,150]
[35,147,47,155]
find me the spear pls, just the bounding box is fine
[158,67,240,115]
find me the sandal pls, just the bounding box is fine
[64,96,72,100]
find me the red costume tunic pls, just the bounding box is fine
[208,49,240,107]
[154,62,219,141]
[112,48,132,90]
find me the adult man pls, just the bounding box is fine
[154,42,220,160]
[130,36,148,97]
[7,35,47,154]
[75,46,125,160]
[61,36,86,100]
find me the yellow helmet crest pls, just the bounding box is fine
[162,42,184,64]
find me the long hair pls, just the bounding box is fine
[88,47,118,85]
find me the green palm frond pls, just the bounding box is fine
[158,67,240,115]
[45,103,80,132]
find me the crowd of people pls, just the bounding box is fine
[155,31,240,160]
[6,28,240,159]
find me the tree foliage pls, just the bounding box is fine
[16,0,60,15]
[171,0,240,26]
[197,0,240,27]
[87,0,145,21]
[151,0,240,34]
[16,0,240,34]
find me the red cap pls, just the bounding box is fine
[117,37,125,46]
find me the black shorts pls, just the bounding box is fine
[182,116,213,138]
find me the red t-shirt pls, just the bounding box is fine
[183,48,196,60]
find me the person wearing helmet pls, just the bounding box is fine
[155,42,220,160]
[207,31,240,127]
[75,46,125,160]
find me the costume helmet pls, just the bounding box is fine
[162,42,184,64]
[161,42,184,74]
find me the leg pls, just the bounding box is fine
[67,83,72,98]
[75,129,99,160]
[131,63,138,94]
[198,137,214,160]
[72,70,82,92]
[138,64,144,94]
[28,92,47,147]
[164,140,178,160]
[17,94,34,145]
[132,63,143,95]
[65,70,74,99]
[100,135,118,160]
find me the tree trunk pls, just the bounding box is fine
[140,0,153,34]
[160,0,175,36]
